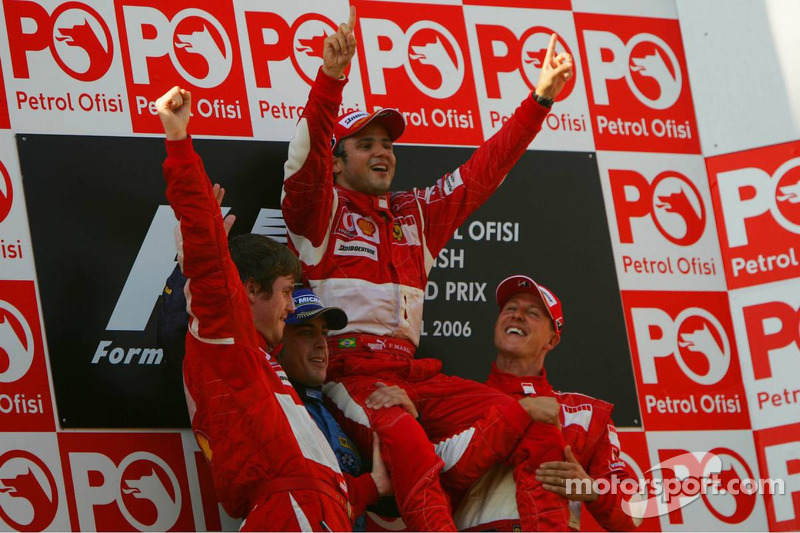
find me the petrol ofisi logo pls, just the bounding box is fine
[575,13,699,153]
[622,291,749,431]
[0,158,25,267]
[353,0,482,145]
[728,278,800,431]
[754,422,800,530]
[245,10,338,88]
[1,0,128,129]
[4,0,113,82]
[611,169,706,247]
[474,23,575,102]
[59,432,195,531]
[650,444,765,527]
[0,282,54,432]
[115,0,252,136]
[0,449,59,531]
[461,4,592,151]
[598,153,724,291]
[237,3,365,139]
[707,140,800,289]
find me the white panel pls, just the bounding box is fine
[676,0,800,156]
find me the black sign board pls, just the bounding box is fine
[19,134,639,428]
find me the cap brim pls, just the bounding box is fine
[285,306,348,331]
[369,109,406,142]
[317,307,348,330]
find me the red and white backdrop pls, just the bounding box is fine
[0,0,798,531]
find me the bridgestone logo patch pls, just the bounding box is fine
[334,239,378,261]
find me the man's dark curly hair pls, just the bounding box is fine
[333,141,348,162]
[229,234,301,296]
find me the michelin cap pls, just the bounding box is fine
[496,275,564,334]
[333,108,406,151]
[286,287,348,331]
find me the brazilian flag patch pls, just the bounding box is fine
[338,337,357,349]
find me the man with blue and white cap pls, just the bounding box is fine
[276,286,415,530]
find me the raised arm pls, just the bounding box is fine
[419,34,574,258]
[282,7,357,256]
[157,87,255,348]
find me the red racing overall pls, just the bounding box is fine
[454,365,641,532]
[165,138,351,531]
[282,69,569,531]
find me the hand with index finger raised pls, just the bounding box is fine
[534,33,573,101]
[322,6,358,80]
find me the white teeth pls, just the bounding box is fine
[506,327,525,336]
[372,165,387,171]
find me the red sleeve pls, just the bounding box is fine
[418,95,549,257]
[583,418,642,531]
[282,68,346,253]
[345,473,379,519]
[163,137,259,350]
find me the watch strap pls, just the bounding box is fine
[531,92,554,108]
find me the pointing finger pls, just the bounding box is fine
[347,5,356,30]
[544,33,557,67]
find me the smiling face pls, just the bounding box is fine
[333,122,396,195]
[494,292,560,360]
[249,274,296,347]
[278,315,330,387]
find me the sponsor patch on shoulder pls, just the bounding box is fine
[443,170,464,196]
[334,238,378,260]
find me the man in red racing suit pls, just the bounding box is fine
[452,275,642,531]
[158,86,352,531]
[281,9,575,531]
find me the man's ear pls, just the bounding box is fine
[244,279,259,303]
[332,156,343,176]
[547,332,561,351]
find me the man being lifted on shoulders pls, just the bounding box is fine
[283,7,574,531]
